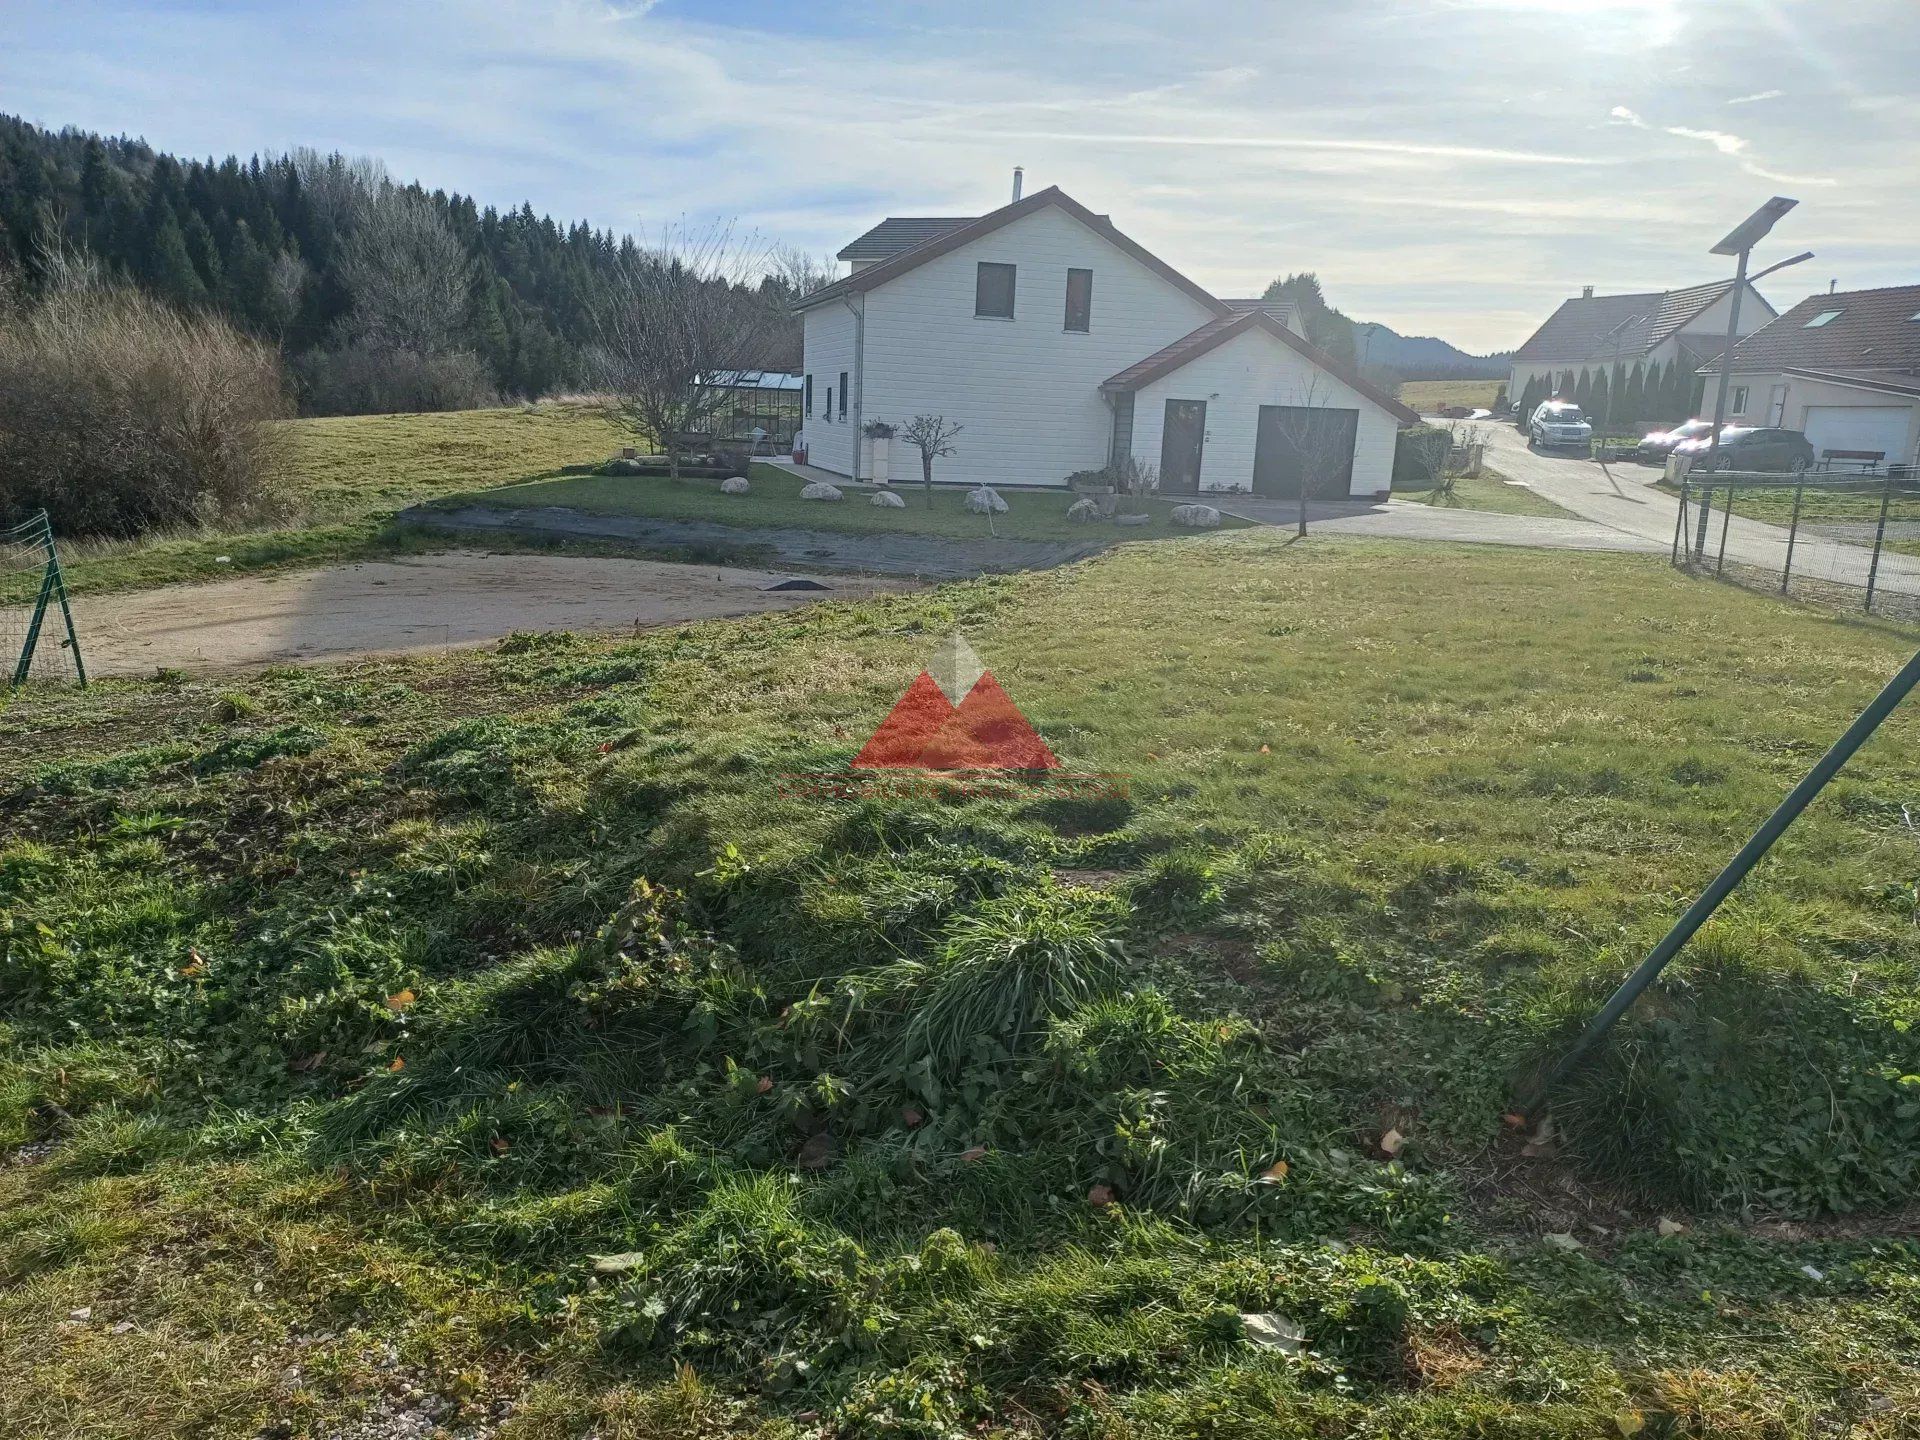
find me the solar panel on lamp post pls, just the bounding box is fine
[1693,198,1806,557]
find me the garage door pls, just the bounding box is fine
[1802,406,1914,465]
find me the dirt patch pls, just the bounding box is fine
[58,551,909,677]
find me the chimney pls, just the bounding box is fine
[1582,285,1594,299]
[1830,278,1838,293]
[1011,166,1024,203]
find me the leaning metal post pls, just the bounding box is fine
[1518,644,1920,1116]
[1672,477,1691,565]
[1782,480,1804,593]
[1865,472,1893,615]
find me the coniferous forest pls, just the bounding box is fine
[0,114,805,415]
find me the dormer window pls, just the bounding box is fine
[1805,310,1843,327]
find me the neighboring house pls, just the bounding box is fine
[796,184,1417,498]
[1507,279,1777,406]
[1697,284,1920,471]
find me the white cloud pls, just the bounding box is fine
[1726,89,1785,105]
[1609,105,1648,127]
[1664,125,1748,156]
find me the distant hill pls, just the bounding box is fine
[1353,322,1510,380]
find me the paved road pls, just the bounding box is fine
[1220,495,1662,553]
[1474,422,1920,595]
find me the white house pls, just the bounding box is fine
[1507,279,1777,409]
[1697,283,1920,471]
[795,184,1417,499]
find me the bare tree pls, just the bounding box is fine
[900,414,963,507]
[586,222,778,480]
[1264,376,1355,537]
[768,246,837,300]
[262,250,309,345]
[336,188,472,355]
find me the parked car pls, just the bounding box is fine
[1672,426,1815,474]
[1636,418,1719,464]
[1528,401,1593,451]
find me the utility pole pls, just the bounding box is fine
[1693,199,1811,557]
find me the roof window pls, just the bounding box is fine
[1804,310,1843,327]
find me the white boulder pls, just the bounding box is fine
[965,485,1008,515]
[720,475,751,495]
[1170,503,1221,529]
[1066,498,1100,523]
[799,481,844,501]
[870,489,907,508]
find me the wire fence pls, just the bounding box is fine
[1670,467,1920,621]
[2,511,88,691]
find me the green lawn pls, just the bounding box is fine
[431,463,1252,543]
[1401,465,1575,519]
[7,536,1920,1435]
[49,404,632,597]
[1656,477,1920,558]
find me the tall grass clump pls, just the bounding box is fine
[0,252,289,536]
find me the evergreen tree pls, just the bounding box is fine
[1573,368,1594,411]
[147,211,209,309]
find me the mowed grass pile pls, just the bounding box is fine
[437,464,1253,543]
[6,535,1920,1435]
[55,403,629,595]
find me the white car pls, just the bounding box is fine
[1529,401,1593,451]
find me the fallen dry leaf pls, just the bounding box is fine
[795,1132,834,1171]
[755,1075,774,1095]
[901,1106,924,1128]
[1257,1160,1290,1184]
[1615,1410,1645,1436]
[1657,1217,1687,1238]
[385,988,417,1011]
[1380,1127,1405,1157]
[288,1051,328,1073]
[489,1137,510,1155]
[1239,1312,1306,1351]
[1258,744,1271,755]
[1501,1111,1528,1131]
[1087,1184,1115,1208]
[960,1145,988,1164]
[387,1056,406,1072]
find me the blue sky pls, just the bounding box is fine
[5,0,1916,351]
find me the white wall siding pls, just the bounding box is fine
[800,303,859,477]
[1130,328,1400,497]
[858,207,1219,489]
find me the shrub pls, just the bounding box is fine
[296,340,496,417]
[1391,425,1450,491]
[0,263,290,536]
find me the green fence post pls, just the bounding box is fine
[1865,472,1893,615]
[1782,480,1804,593]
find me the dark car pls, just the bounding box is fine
[1673,426,1816,474]
[1636,418,1719,464]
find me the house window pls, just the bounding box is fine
[804,374,813,416]
[975,261,1016,319]
[1065,268,1093,333]
[838,371,848,420]
[1731,385,1750,414]
[1804,310,1843,327]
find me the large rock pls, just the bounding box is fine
[1170,503,1221,529]
[1065,498,1100,524]
[602,456,645,476]
[965,485,1008,515]
[870,489,907,508]
[800,481,844,501]
[720,475,751,495]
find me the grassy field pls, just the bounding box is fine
[1398,379,1503,413]
[1656,477,1920,558]
[48,405,631,597]
[1399,466,1573,519]
[435,464,1252,543]
[7,535,1920,1435]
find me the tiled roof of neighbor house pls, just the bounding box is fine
[1513,280,1752,364]
[1708,284,1920,374]
[835,217,974,263]
[1099,308,1420,426]
[794,186,1229,316]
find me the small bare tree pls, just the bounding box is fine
[1265,375,1354,537]
[900,414,962,507]
[336,188,472,356]
[587,222,777,479]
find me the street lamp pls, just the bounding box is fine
[1692,198,1812,555]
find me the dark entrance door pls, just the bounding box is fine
[1159,399,1207,494]
[1253,405,1360,499]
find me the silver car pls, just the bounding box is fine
[1529,401,1593,451]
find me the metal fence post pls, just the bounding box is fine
[1865,472,1893,615]
[1716,483,1733,577]
[1672,477,1690,565]
[1694,475,1714,558]
[1782,480,1804,593]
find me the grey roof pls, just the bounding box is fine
[1221,298,1298,327]
[1514,280,1752,365]
[1706,284,1920,375]
[835,217,974,263]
